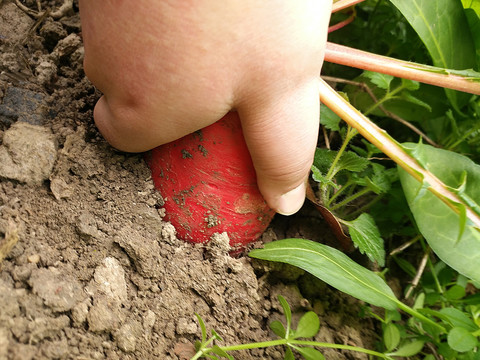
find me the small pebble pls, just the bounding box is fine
[27,254,40,264]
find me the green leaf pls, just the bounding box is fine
[249,239,398,310]
[195,313,207,343]
[448,327,478,352]
[311,165,338,189]
[413,292,425,310]
[384,323,401,352]
[211,329,224,342]
[401,78,420,91]
[389,0,477,109]
[343,213,386,266]
[465,8,480,67]
[212,345,233,359]
[314,149,369,178]
[462,0,480,15]
[445,284,466,300]
[293,346,325,360]
[387,340,425,357]
[398,143,480,282]
[399,91,432,112]
[338,151,371,173]
[439,308,478,332]
[363,71,394,90]
[320,105,342,131]
[270,320,287,338]
[284,347,295,360]
[293,312,320,339]
[365,163,393,195]
[278,295,292,334]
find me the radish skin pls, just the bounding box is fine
[147,112,275,248]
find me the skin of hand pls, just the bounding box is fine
[79,0,332,215]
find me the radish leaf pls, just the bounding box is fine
[389,0,476,108]
[398,143,480,283]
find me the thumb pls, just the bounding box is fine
[238,81,319,215]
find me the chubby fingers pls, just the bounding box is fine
[238,81,320,215]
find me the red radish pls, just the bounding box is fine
[146,111,275,249]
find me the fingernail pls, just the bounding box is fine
[274,182,306,216]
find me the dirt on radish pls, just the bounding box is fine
[0,1,378,359]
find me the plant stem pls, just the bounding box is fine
[318,78,480,228]
[324,42,480,95]
[332,0,367,13]
[325,126,358,181]
[192,338,390,359]
[347,194,384,219]
[395,300,447,333]
[363,84,404,116]
[326,179,355,207]
[330,187,371,211]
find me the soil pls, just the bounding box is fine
[0,1,379,359]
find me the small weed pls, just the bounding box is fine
[191,295,390,359]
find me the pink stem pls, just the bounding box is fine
[325,42,480,95]
[328,13,355,33]
[332,0,367,13]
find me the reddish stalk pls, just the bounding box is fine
[332,0,367,13]
[328,12,355,33]
[318,78,480,228]
[325,42,480,95]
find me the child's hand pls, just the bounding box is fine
[79,0,332,215]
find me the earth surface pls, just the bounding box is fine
[0,1,379,359]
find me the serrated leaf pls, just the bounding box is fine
[278,295,292,334]
[398,143,480,282]
[314,149,369,178]
[311,165,338,189]
[384,323,401,352]
[401,78,420,91]
[363,71,394,90]
[447,327,478,352]
[344,213,385,266]
[320,105,342,131]
[292,346,325,360]
[270,320,286,338]
[365,163,392,195]
[314,149,337,174]
[338,151,370,173]
[293,312,320,339]
[249,239,398,310]
[387,340,425,357]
